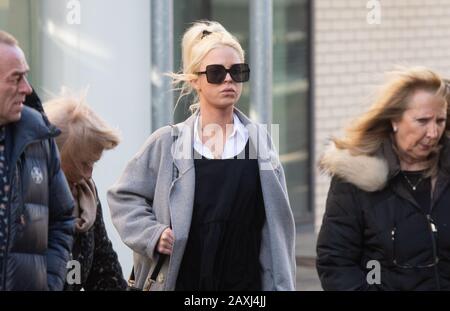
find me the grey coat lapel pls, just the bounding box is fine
[165,113,196,290]
[234,109,281,174]
[235,109,295,289]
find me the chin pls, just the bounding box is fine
[8,113,22,123]
[215,101,236,109]
[415,151,432,160]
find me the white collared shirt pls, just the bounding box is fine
[194,113,249,159]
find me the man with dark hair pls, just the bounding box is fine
[0,30,74,290]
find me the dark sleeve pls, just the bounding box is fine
[316,177,374,291]
[47,139,75,290]
[84,186,127,291]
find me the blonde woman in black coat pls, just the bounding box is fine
[44,97,127,291]
[317,68,450,290]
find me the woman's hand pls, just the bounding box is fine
[157,228,174,255]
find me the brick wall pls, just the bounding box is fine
[314,0,450,230]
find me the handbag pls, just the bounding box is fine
[126,126,179,291]
[127,254,167,291]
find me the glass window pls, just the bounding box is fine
[0,0,39,85]
[173,0,312,227]
[173,0,250,123]
[273,0,311,225]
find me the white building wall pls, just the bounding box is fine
[314,0,450,231]
[37,0,151,276]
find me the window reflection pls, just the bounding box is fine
[173,0,312,227]
[273,0,311,224]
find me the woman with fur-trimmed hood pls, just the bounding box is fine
[317,67,450,290]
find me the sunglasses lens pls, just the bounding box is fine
[203,64,250,84]
[230,64,250,82]
[205,65,227,84]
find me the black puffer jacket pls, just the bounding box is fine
[0,106,74,291]
[317,138,450,290]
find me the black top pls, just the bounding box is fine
[400,170,431,214]
[176,141,266,291]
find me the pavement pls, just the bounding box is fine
[296,224,322,291]
[297,261,322,291]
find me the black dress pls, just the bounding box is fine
[176,141,266,291]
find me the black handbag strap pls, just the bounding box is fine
[150,254,167,281]
[127,248,168,289]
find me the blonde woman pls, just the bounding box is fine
[44,97,127,291]
[108,21,295,291]
[317,68,450,290]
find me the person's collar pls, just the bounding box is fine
[194,111,246,143]
[377,137,401,181]
[231,112,247,141]
[438,136,450,176]
[194,113,201,145]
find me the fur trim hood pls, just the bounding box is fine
[320,137,450,193]
[320,143,390,192]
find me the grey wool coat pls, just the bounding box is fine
[107,109,296,291]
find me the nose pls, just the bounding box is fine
[223,72,233,83]
[19,76,32,95]
[426,122,439,139]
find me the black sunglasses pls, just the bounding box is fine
[196,63,250,84]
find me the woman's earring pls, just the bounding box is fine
[393,126,398,133]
